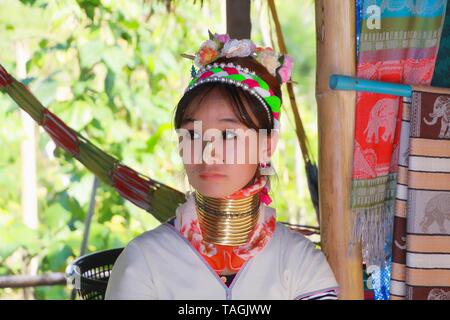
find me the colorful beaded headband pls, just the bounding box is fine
[182,31,294,130]
[185,62,281,129]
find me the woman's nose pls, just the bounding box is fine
[202,140,224,164]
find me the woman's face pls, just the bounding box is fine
[178,88,276,198]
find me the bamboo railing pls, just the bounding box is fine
[0,273,66,289]
[330,74,450,96]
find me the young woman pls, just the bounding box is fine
[105,33,339,300]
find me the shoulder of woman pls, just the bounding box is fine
[127,221,179,251]
[273,222,325,262]
[275,222,315,246]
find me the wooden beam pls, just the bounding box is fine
[315,0,364,299]
[0,273,66,289]
[226,0,251,39]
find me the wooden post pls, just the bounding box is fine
[226,0,251,39]
[315,0,364,299]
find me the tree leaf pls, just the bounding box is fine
[146,123,172,153]
[102,46,127,74]
[79,40,105,68]
[43,202,71,230]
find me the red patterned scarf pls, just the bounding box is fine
[173,179,276,275]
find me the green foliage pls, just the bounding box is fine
[0,0,318,299]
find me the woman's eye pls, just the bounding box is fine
[223,130,237,140]
[188,130,201,140]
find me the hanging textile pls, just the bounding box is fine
[356,0,364,60]
[0,65,186,222]
[390,90,450,300]
[389,95,411,299]
[374,87,415,302]
[352,0,447,268]
[432,2,450,87]
[370,258,391,300]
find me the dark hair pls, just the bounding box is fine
[174,56,282,131]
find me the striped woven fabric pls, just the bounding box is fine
[295,288,339,300]
[390,90,450,300]
[390,96,411,300]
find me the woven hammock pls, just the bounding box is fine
[0,64,322,240]
[0,64,185,222]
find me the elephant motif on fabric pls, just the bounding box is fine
[420,193,450,233]
[364,98,399,144]
[394,235,406,250]
[423,96,450,138]
[427,288,450,300]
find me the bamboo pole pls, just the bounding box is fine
[411,84,450,95]
[315,0,363,299]
[268,0,312,164]
[331,74,450,96]
[268,0,320,222]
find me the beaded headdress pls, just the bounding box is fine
[182,30,294,130]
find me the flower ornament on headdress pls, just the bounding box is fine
[194,39,220,66]
[190,30,293,85]
[222,39,256,59]
[254,47,280,76]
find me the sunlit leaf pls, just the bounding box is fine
[79,40,105,68]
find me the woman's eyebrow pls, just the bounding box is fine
[219,118,240,123]
[181,117,240,125]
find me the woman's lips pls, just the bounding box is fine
[198,172,227,180]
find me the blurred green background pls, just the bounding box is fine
[0,0,318,299]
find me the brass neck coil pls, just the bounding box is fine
[194,191,261,246]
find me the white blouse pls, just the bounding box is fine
[105,213,339,300]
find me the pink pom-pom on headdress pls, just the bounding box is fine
[214,33,230,44]
[277,55,294,84]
